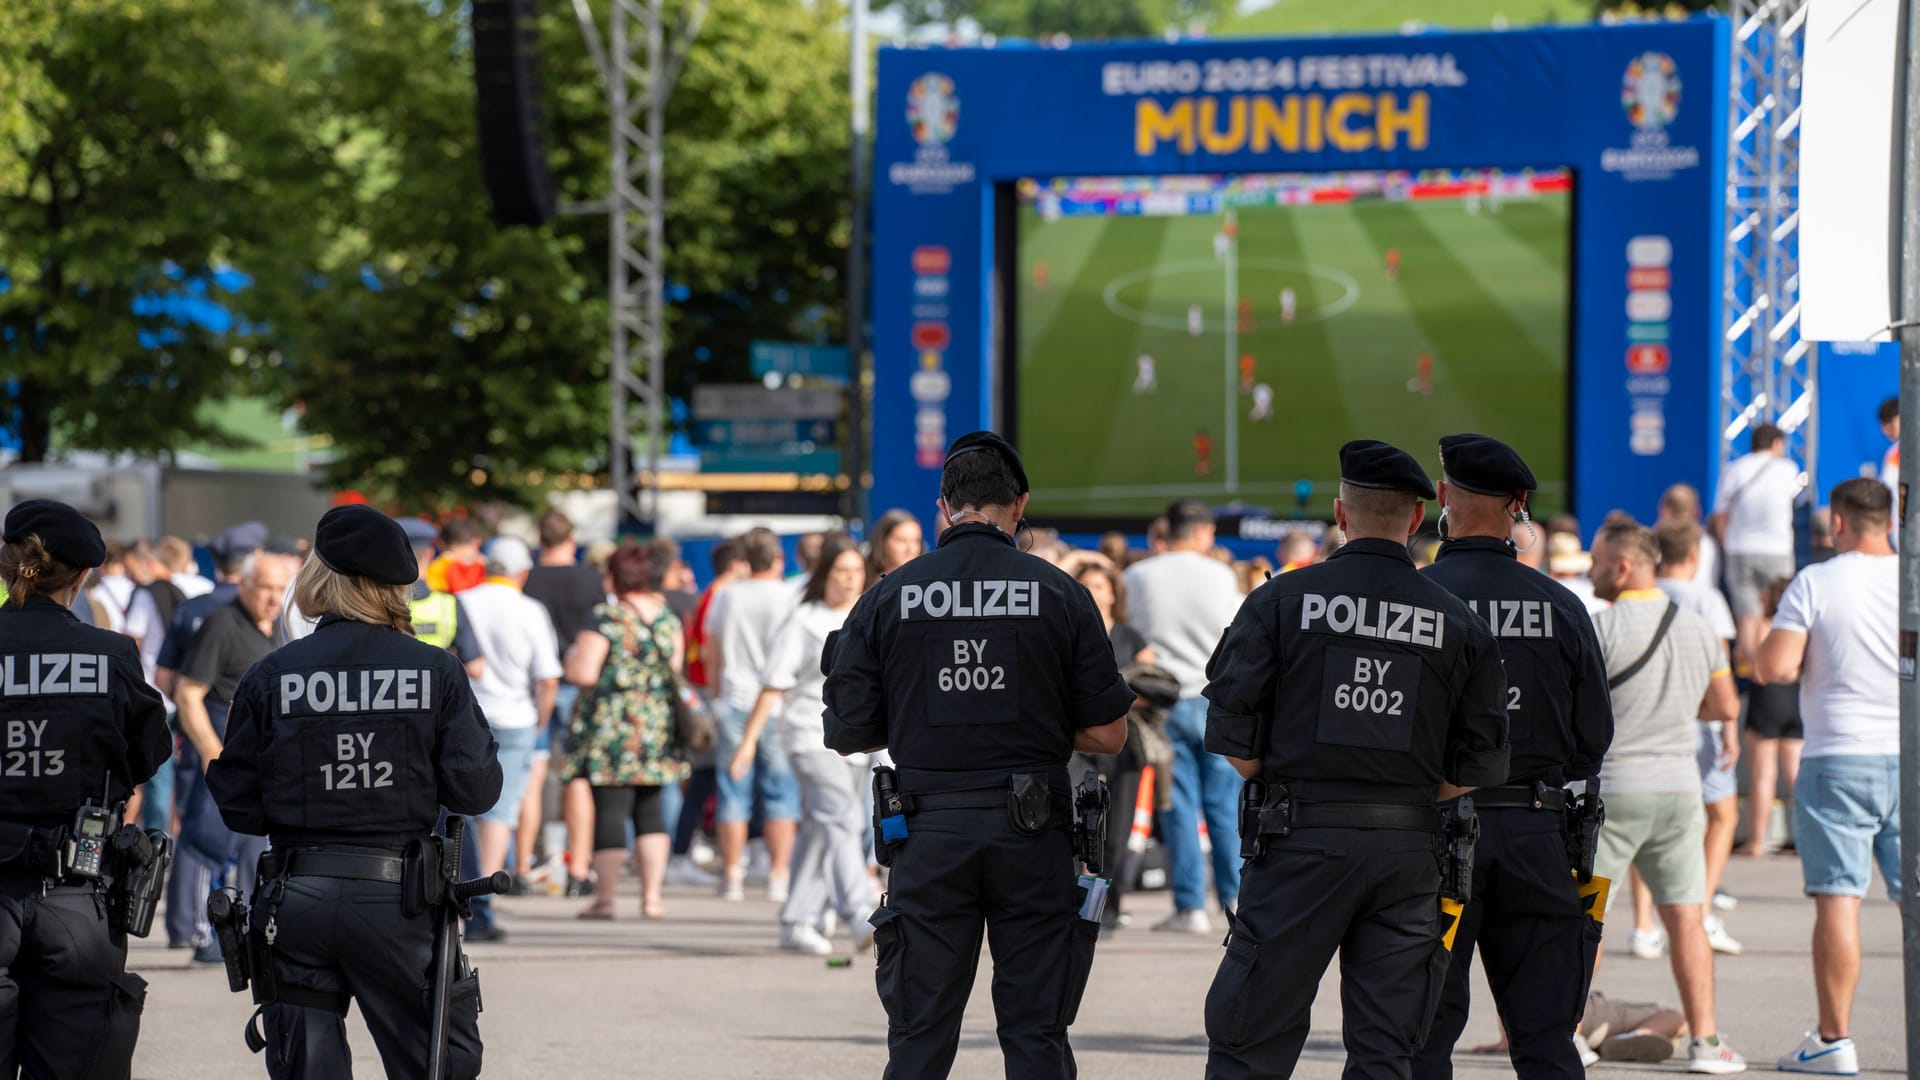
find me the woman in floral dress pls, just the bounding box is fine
[563,543,689,919]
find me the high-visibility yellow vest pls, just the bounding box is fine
[410,590,459,649]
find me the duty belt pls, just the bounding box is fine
[258,849,405,884]
[1466,783,1568,812]
[908,790,1008,812]
[1254,800,1442,835]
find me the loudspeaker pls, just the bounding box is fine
[471,0,557,227]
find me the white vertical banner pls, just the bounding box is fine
[1802,0,1902,342]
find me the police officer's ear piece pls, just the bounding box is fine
[1512,503,1539,552]
[1436,506,1450,541]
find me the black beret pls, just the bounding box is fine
[944,431,1029,495]
[3,500,106,570]
[1438,433,1537,496]
[1339,439,1436,500]
[313,506,417,586]
[208,521,269,561]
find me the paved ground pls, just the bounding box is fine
[131,854,1906,1078]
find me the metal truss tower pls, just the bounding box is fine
[1722,0,1816,488]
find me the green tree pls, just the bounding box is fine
[886,0,1233,39]
[0,0,332,463]
[271,0,853,507]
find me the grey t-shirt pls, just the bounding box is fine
[1592,593,1728,794]
[709,578,796,712]
[1123,551,1243,699]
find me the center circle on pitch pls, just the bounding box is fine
[1101,257,1361,332]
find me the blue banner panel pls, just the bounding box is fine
[870,19,1730,530]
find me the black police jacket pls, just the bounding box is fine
[1203,538,1510,800]
[821,522,1133,778]
[1423,536,1613,786]
[206,615,503,848]
[0,595,171,828]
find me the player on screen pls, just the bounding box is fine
[1213,230,1230,261]
[1237,296,1253,333]
[1239,354,1256,393]
[1188,304,1204,337]
[1194,430,1213,477]
[1279,287,1297,325]
[1134,354,1157,395]
[1385,247,1402,279]
[1249,383,1274,422]
[1033,260,1049,291]
[1415,353,1435,396]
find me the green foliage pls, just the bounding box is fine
[886,0,1233,39]
[262,0,854,508]
[0,0,333,463]
[1220,0,1591,35]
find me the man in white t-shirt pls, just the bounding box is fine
[1756,479,1900,1075]
[1711,424,1800,671]
[705,527,800,901]
[460,536,561,940]
[1123,499,1244,933]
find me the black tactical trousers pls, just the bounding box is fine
[252,876,482,1080]
[1205,827,1448,1080]
[0,876,145,1079]
[868,807,1098,1080]
[1411,808,1600,1080]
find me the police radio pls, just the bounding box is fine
[67,804,114,881]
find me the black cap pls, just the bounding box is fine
[313,506,417,586]
[208,521,269,562]
[3,500,106,570]
[944,431,1029,495]
[1438,433,1536,497]
[1339,439,1436,500]
[398,518,439,548]
[265,534,304,558]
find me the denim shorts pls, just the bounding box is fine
[712,700,801,823]
[1795,754,1902,899]
[1696,724,1737,804]
[479,725,540,826]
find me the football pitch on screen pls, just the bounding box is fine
[1014,190,1571,519]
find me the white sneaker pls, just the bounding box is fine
[1777,1032,1860,1075]
[719,870,745,902]
[1602,1029,1677,1063]
[1574,1033,1599,1068]
[818,911,839,938]
[1629,927,1667,959]
[1686,1035,1748,1074]
[766,869,790,903]
[689,836,719,868]
[850,906,877,952]
[1704,914,1744,955]
[779,923,833,956]
[663,855,720,887]
[1150,908,1213,934]
[1713,890,1739,911]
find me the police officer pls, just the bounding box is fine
[1412,434,1613,1080]
[1201,440,1510,1080]
[822,431,1133,1080]
[206,505,503,1078]
[0,500,172,1076]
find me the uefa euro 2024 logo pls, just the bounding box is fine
[908,73,959,148]
[1622,52,1681,131]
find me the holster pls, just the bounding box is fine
[872,766,907,868]
[106,826,172,938]
[1566,782,1607,882]
[1440,797,1480,904]
[1007,773,1052,836]
[1072,772,1109,875]
[402,837,448,918]
[1238,778,1272,859]
[205,886,253,995]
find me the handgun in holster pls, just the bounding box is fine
[107,825,172,938]
[871,765,908,868]
[1072,771,1110,876]
[1440,796,1480,904]
[1566,778,1606,883]
[206,886,253,995]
